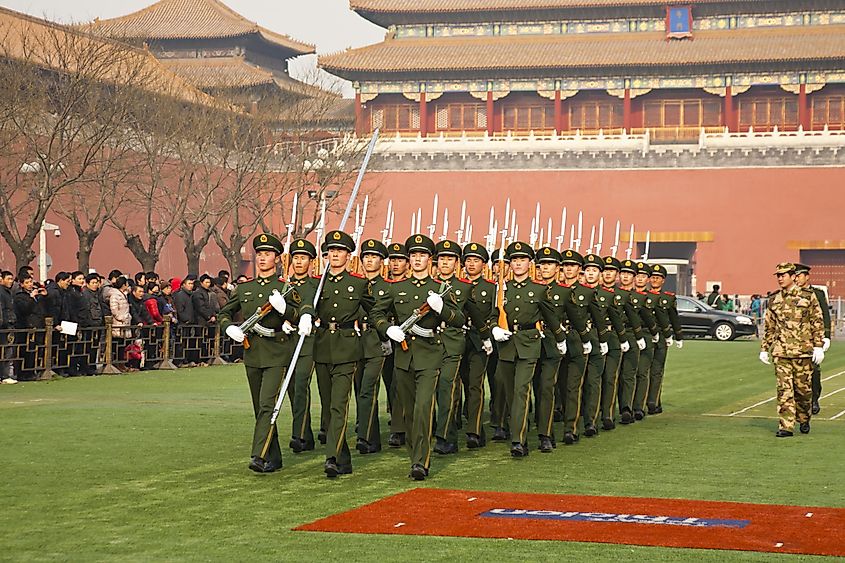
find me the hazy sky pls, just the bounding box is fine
[2,0,386,96]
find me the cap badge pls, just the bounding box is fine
[368,240,374,247]
[297,240,304,247]
[260,234,268,243]
[415,235,422,243]
[333,232,341,240]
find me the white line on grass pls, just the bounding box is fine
[830,409,845,420]
[727,369,845,416]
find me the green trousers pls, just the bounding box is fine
[491,352,510,431]
[245,365,284,466]
[561,329,588,436]
[395,361,439,468]
[285,355,315,445]
[384,353,405,435]
[812,364,822,404]
[460,348,488,438]
[534,353,561,438]
[435,353,463,443]
[497,357,538,445]
[355,355,384,447]
[634,337,655,412]
[580,332,606,428]
[600,333,622,422]
[316,361,331,435]
[314,361,356,466]
[649,338,668,409]
[617,336,640,414]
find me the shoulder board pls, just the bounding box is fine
[278,276,285,282]
[558,282,571,288]
[349,272,365,279]
[458,278,471,284]
[432,277,442,283]
[663,291,675,296]
[637,290,647,295]
[384,278,399,283]
[650,290,660,294]
[311,275,321,280]
[484,278,494,284]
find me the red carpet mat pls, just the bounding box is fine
[295,488,845,556]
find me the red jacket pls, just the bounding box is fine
[144,296,164,324]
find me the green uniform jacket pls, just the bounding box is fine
[289,275,319,356]
[218,276,302,368]
[572,283,611,343]
[635,290,660,336]
[360,275,392,359]
[463,276,496,353]
[438,276,474,357]
[654,291,683,341]
[812,286,832,339]
[371,275,466,371]
[598,285,627,340]
[488,278,565,362]
[313,270,374,365]
[616,287,644,340]
[540,282,588,358]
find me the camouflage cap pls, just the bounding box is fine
[290,238,316,258]
[620,259,637,274]
[361,238,388,258]
[434,239,462,259]
[651,264,668,278]
[603,256,622,271]
[536,246,562,264]
[253,233,283,254]
[774,262,796,275]
[561,249,584,266]
[505,241,535,261]
[583,253,604,271]
[462,242,489,263]
[405,234,436,255]
[794,262,811,274]
[324,230,356,252]
[387,243,408,259]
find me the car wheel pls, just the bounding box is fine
[713,322,735,342]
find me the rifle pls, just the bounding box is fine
[397,282,451,351]
[497,229,508,330]
[236,285,292,349]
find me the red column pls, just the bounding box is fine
[623,88,632,132]
[354,92,363,136]
[560,98,570,133]
[724,86,734,132]
[419,93,427,137]
[798,84,809,130]
[487,91,495,136]
[554,89,562,134]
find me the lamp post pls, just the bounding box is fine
[39,220,60,282]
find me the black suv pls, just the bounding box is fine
[675,296,758,341]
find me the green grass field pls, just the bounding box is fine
[2,340,843,562]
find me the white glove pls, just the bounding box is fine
[298,314,313,337]
[666,336,674,347]
[636,338,646,351]
[426,292,444,314]
[676,340,684,350]
[582,341,592,355]
[225,324,245,343]
[380,340,393,356]
[482,339,493,355]
[599,342,609,356]
[823,338,831,352]
[812,347,825,365]
[620,341,630,353]
[759,351,770,365]
[281,321,296,335]
[652,334,660,343]
[491,326,512,342]
[268,289,286,314]
[386,325,405,343]
[556,340,567,355]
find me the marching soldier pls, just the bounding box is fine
[385,242,409,447]
[615,259,650,424]
[371,234,465,480]
[459,242,496,449]
[312,230,374,478]
[794,263,832,414]
[598,256,631,430]
[578,254,612,438]
[489,242,567,457]
[633,261,660,420]
[356,239,392,454]
[219,233,310,473]
[648,264,683,414]
[490,248,510,441]
[760,262,825,437]
[285,239,319,453]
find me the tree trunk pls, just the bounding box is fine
[185,245,201,276]
[124,234,159,272]
[14,246,36,275]
[76,232,97,273]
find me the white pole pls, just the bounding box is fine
[39,221,47,282]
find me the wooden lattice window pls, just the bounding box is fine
[643,99,722,127]
[738,97,798,130]
[812,95,845,130]
[372,104,419,132]
[569,100,623,130]
[502,105,554,131]
[433,103,486,131]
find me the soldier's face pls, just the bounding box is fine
[538,262,559,281]
[389,257,408,275]
[255,250,279,273]
[795,272,809,287]
[776,272,795,289]
[437,255,458,277]
[602,269,618,286]
[463,256,484,277]
[361,253,382,273]
[291,254,312,276]
[510,257,530,277]
[328,248,349,269]
[635,273,649,288]
[619,272,634,287]
[409,252,430,273]
[583,266,601,284]
[562,264,580,280]
[650,274,665,290]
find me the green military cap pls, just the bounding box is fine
[774,262,796,275]
[253,232,283,254]
[405,234,436,255]
[651,264,668,278]
[536,246,562,264]
[583,253,604,271]
[561,249,583,266]
[794,263,811,274]
[290,238,316,258]
[324,230,355,252]
[491,248,510,264]
[505,241,535,261]
[387,242,408,259]
[320,241,328,257]
[434,239,461,259]
[462,242,489,262]
[620,259,637,274]
[635,261,651,275]
[361,238,389,258]
[603,256,621,271]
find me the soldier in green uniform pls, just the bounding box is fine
[648,264,683,414]
[313,230,374,478]
[615,259,650,424]
[371,234,465,480]
[356,238,392,454]
[489,242,567,457]
[760,262,826,436]
[219,233,309,473]
[490,248,511,441]
[598,256,632,430]
[794,263,832,414]
[633,261,661,420]
[458,242,495,448]
[285,238,319,453]
[578,254,612,438]
[385,242,409,448]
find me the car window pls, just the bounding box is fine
[677,297,698,312]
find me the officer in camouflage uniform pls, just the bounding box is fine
[615,259,650,424]
[760,262,826,437]
[313,230,374,478]
[355,239,392,455]
[794,263,832,415]
[458,242,496,448]
[578,254,613,438]
[598,256,633,430]
[285,238,319,453]
[489,241,567,457]
[372,234,465,480]
[385,242,409,447]
[633,261,661,420]
[648,264,684,414]
[219,233,309,473]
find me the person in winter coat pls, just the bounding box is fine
[143,283,164,325]
[191,274,219,325]
[102,277,131,338]
[173,276,196,325]
[128,284,154,326]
